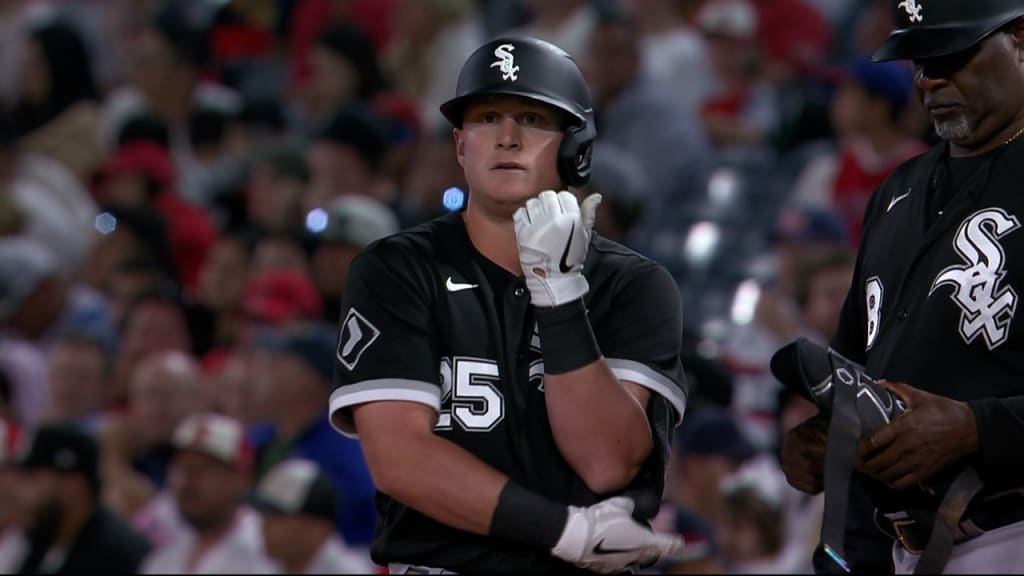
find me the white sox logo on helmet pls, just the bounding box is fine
[897,0,923,23]
[929,208,1021,350]
[490,43,519,82]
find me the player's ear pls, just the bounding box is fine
[454,127,466,168]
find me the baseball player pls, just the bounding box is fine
[780,0,1024,573]
[329,36,687,574]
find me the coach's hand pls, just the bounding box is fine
[856,380,978,491]
[514,190,601,307]
[551,496,682,574]
[781,415,828,494]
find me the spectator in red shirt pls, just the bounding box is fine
[93,141,219,292]
[790,55,927,246]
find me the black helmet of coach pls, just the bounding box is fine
[872,0,1024,62]
[440,36,596,188]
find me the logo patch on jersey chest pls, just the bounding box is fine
[337,307,381,370]
[929,208,1021,350]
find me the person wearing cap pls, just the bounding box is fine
[310,194,400,322]
[695,0,781,159]
[0,418,28,573]
[667,407,758,532]
[16,424,151,574]
[249,324,377,548]
[790,54,928,247]
[252,459,375,573]
[91,140,219,293]
[780,1,1024,573]
[141,412,276,574]
[306,103,393,211]
[719,460,788,573]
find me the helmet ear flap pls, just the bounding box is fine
[558,122,594,188]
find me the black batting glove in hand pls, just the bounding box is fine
[855,380,979,491]
[550,497,682,574]
[513,190,601,308]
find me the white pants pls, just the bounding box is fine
[893,519,1024,574]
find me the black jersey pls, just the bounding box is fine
[330,211,687,572]
[832,139,1024,506]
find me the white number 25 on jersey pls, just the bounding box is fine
[436,357,505,431]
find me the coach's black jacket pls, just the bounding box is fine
[828,137,1024,569]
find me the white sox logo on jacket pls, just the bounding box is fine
[929,208,1022,350]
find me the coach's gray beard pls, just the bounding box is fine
[934,115,971,141]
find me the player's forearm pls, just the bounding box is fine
[544,360,653,494]
[362,427,508,535]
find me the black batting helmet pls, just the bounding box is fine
[440,36,596,188]
[872,0,1024,62]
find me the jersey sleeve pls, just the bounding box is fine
[329,247,440,438]
[593,261,688,425]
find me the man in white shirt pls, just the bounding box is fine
[141,413,276,574]
[252,459,375,574]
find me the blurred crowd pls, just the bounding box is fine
[0,0,932,573]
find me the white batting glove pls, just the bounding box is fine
[513,190,602,308]
[550,497,683,574]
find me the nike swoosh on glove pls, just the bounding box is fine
[513,190,602,307]
[550,497,683,574]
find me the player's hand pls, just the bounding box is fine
[781,415,828,494]
[855,380,978,491]
[513,190,601,307]
[550,496,682,574]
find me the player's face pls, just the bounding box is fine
[454,96,564,211]
[912,25,1024,154]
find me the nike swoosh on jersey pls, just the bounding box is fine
[445,276,479,292]
[592,539,643,555]
[887,189,911,212]
[559,222,576,273]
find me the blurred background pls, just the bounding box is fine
[0,0,930,573]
